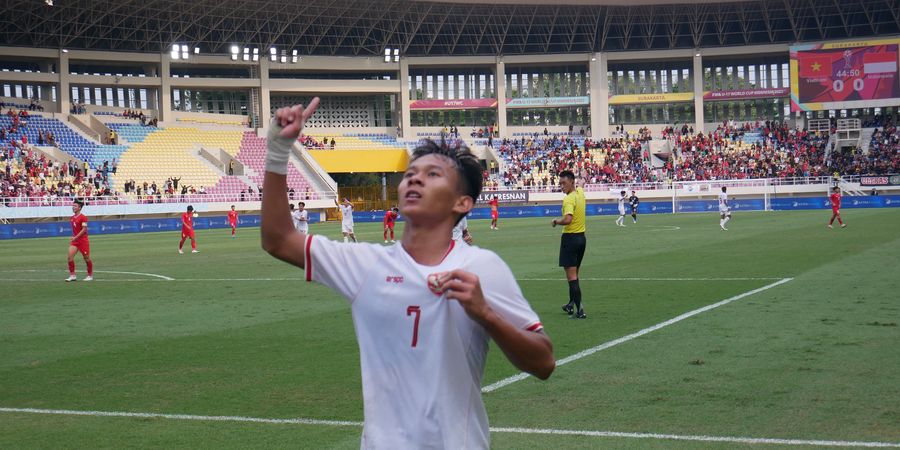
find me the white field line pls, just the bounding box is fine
[0,270,785,283]
[1,407,897,448]
[8,269,174,280]
[518,277,785,281]
[481,277,794,393]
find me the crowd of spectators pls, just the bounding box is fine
[828,122,900,176]
[669,121,831,181]
[1,147,117,205]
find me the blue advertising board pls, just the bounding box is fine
[2,196,898,239]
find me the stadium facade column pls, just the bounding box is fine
[399,57,411,139]
[589,52,609,138]
[58,50,70,115]
[693,51,705,133]
[160,55,172,122]
[259,58,272,129]
[496,60,507,138]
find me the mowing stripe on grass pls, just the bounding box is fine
[481,277,794,393]
[1,407,897,448]
[518,277,785,281]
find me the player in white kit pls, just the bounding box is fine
[336,198,357,242]
[719,186,731,231]
[451,214,473,244]
[260,99,555,449]
[615,190,627,227]
[292,201,309,233]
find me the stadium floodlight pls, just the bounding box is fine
[591,56,596,62]
[243,47,250,61]
[170,44,180,60]
[253,48,259,62]
[230,45,239,61]
[61,49,68,53]
[384,48,391,63]
[194,47,200,55]
[181,44,189,60]
[45,0,53,6]
[270,47,277,62]
[291,49,299,63]
[393,48,399,62]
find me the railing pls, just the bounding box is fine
[0,191,337,208]
[491,176,845,193]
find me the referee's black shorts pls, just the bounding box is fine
[559,232,586,268]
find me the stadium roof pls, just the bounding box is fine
[3,0,898,57]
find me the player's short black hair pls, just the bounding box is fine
[290,203,295,210]
[410,139,482,203]
[721,186,727,192]
[832,186,840,192]
[187,205,194,212]
[298,202,305,207]
[73,198,85,207]
[230,205,235,208]
[392,207,399,212]
[559,170,575,180]
[620,190,626,195]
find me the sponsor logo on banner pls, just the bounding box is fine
[860,174,900,186]
[409,98,498,110]
[477,190,529,204]
[505,96,590,108]
[703,88,790,101]
[608,92,694,105]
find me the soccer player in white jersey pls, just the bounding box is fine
[451,214,473,244]
[615,190,627,227]
[261,99,554,449]
[719,186,731,231]
[294,201,309,233]
[336,197,357,242]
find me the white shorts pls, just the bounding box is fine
[298,224,309,234]
[719,207,731,215]
[618,209,625,216]
[342,222,354,233]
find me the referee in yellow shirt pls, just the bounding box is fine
[551,170,587,319]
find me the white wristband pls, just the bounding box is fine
[265,120,295,175]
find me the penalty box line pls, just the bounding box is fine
[1,407,898,448]
[481,277,794,393]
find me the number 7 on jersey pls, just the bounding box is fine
[406,305,421,347]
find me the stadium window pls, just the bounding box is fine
[781,63,790,88]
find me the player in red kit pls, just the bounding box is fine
[179,205,199,253]
[383,206,399,243]
[828,186,847,229]
[66,198,93,281]
[227,205,238,238]
[489,195,499,230]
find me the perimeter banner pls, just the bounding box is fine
[409,99,498,109]
[476,190,529,204]
[703,88,790,101]
[860,174,900,186]
[608,92,694,105]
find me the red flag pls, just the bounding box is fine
[798,54,832,78]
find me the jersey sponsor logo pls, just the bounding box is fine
[385,275,404,284]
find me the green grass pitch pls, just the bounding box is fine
[1,209,898,449]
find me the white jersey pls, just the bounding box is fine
[718,192,729,212]
[618,197,626,215]
[339,204,354,225]
[452,216,468,242]
[303,235,543,449]
[293,209,308,233]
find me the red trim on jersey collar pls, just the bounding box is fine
[304,234,313,282]
[439,239,455,264]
